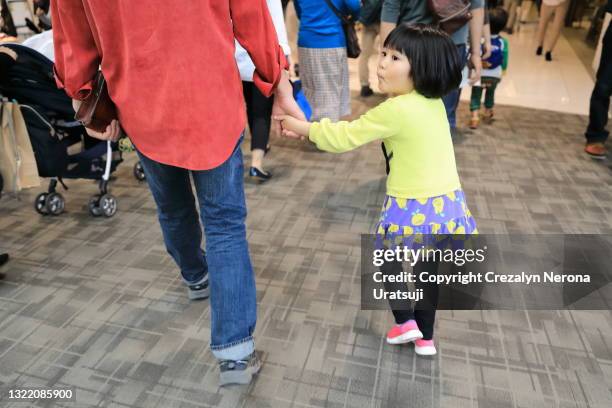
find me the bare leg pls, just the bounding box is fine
[545,2,570,53]
[520,0,534,23]
[536,4,555,48]
[505,0,518,30]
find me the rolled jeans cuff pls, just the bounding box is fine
[211,336,254,361]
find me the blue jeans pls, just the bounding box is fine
[136,135,256,361]
[442,44,468,129]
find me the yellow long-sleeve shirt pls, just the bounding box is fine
[308,91,461,199]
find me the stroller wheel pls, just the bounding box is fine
[99,194,117,218]
[88,195,103,217]
[133,162,146,181]
[45,192,65,216]
[35,193,49,215]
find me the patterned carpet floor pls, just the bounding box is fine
[0,97,611,407]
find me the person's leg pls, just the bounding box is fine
[191,135,257,367]
[506,0,518,31]
[544,2,570,54]
[443,88,460,130]
[442,44,467,129]
[245,82,274,177]
[520,0,533,23]
[0,253,8,267]
[359,24,377,94]
[136,151,209,291]
[484,80,499,112]
[469,86,483,128]
[585,24,612,151]
[0,253,6,279]
[381,258,424,344]
[470,86,483,112]
[535,4,554,51]
[413,258,439,341]
[381,259,414,324]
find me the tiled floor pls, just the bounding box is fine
[1,93,611,407]
[353,22,596,116]
[457,24,595,116]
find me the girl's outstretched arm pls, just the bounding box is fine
[279,98,400,153]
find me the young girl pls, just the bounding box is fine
[277,24,478,356]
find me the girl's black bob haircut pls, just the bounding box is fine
[383,24,462,99]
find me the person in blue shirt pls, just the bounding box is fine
[293,0,360,121]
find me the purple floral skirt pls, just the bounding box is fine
[375,189,478,249]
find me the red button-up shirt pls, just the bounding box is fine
[51,0,287,170]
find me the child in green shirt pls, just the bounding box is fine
[277,24,478,356]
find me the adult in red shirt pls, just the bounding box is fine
[51,0,304,386]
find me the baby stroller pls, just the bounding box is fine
[0,43,122,217]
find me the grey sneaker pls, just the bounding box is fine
[188,279,209,300]
[219,352,261,386]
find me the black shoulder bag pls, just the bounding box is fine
[323,0,361,59]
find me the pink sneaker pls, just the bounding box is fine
[386,320,423,345]
[414,339,437,356]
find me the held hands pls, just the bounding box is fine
[273,114,311,140]
[72,99,121,142]
[271,70,306,139]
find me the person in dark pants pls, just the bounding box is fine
[0,106,8,272]
[236,0,290,182]
[243,84,275,180]
[584,2,611,159]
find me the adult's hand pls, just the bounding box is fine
[469,54,482,86]
[271,70,306,138]
[482,39,492,60]
[72,99,122,142]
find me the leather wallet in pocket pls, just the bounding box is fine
[75,71,117,132]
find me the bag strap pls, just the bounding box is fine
[381,142,392,175]
[4,101,20,192]
[323,0,351,24]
